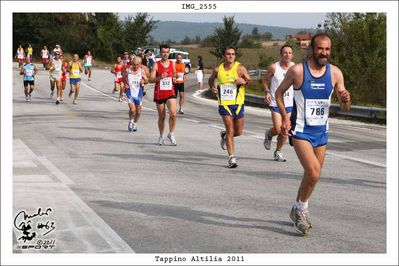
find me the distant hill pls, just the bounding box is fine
[150,21,314,42]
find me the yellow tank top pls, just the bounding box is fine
[69,62,81,78]
[27,47,33,55]
[217,61,245,106]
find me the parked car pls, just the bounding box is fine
[155,50,191,74]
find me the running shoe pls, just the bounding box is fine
[88,78,91,81]
[25,96,29,102]
[178,108,184,114]
[128,121,133,131]
[50,90,54,97]
[73,100,77,105]
[228,156,238,168]
[157,136,164,146]
[112,88,116,95]
[220,130,227,150]
[263,129,272,150]
[68,90,73,97]
[56,100,60,105]
[118,98,123,102]
[167,133,177,146]
[28,93,32,101]
[290,205,311,235]
[274,150,287,162]
[132,123,137,132]
[60,97,64,102]
[290,205,312,229]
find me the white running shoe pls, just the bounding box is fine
[132,123,137,132]
[28,93,32,101]
[167,133,177,146]
[274,150,287,162]
[220,130,227,150]
[157,136,164,146]
[228,156,238,168]
[264,129,272,150]
[50,90,54,97]
[128,121,133,131]
[25,96,29,101]
[178,108,184,114]
[290,205,311,235]
[60,97,64,102]
[73,100,77,105]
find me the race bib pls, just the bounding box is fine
[129,77,141,97]
[85,58,92,65]
[25,69,33,77]
[55,65,62,72]
[177,73,184,82]
[116,73,122,79]
[73,70,80,76]
[18,53,24,59]
[220,84,237,101]
[160,77,172,90]
[305,99,329,126]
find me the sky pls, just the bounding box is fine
[119,13,327,29]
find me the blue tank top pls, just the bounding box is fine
[23,63,35,81]
[291,61,334,134]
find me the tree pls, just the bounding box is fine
[181,35,192,45]
[251,27,260,40]
[123,13,159,52]
[240,35,262,48]
[324,13,386,106]
[261,32,273,41]
[209,16,242,59]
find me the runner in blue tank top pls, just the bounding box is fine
[275,33,351,235]
[19,56,38,102]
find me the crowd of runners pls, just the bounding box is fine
[15,33,351,235]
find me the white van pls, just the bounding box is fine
[155,50,191,74]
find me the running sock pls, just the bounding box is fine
[296,200,309,211]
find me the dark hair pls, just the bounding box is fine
[198,55,202,61]
[310,33,332,49]
[223,45,237,55]
[280,44,293,54]
[160,44,170,50]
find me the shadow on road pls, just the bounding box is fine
[92,200,300,237]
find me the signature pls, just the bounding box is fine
[14,208,55,242]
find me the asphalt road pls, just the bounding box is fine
[12,65,386,254]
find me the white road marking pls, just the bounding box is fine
[36,156,75,185]
[81,83,385,169]
[80,81,155,112]
[182,118,200,123]
[326,151,386,168]
[14,174,52,183]
[13,139,135,253]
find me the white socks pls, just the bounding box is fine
[296,200,309,211]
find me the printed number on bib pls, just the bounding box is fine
[25,69,33,77]
[73,70,80,76]
[305,99,329,126]
[160,77,172,90]
[129,77,141,97]
[220,84,237,101]
[177,73,184,82]
[116,73,122,79]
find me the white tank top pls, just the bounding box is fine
[270,61,294,107]
[42,49,49,58]
[17,49,24,59]
[127,69,142,97]
[85,55,92,66]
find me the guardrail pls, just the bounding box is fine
[248,69,267,80]
[245,94,386,121]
